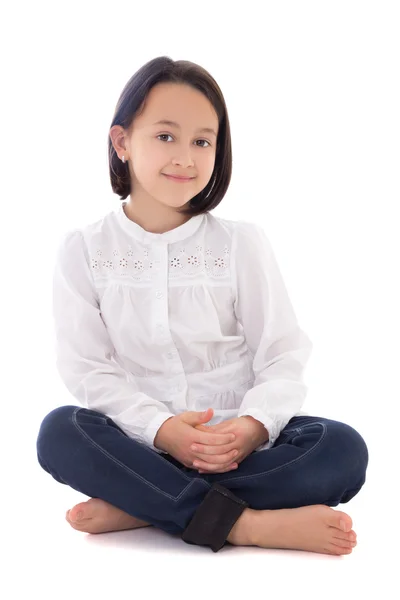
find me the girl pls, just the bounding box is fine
[36,56,368,555]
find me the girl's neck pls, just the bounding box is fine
[123,196,192,234]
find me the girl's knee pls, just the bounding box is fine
[36,405,78,462]
[329,420,369,478]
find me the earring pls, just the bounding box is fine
[122,156,125,163]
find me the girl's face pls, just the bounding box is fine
[119,82,219,211]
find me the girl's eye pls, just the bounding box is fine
[157,134,210,147]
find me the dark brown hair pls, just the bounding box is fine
[108,56,232,217]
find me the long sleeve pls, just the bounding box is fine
[52,230,174,454]
[232,221,313,450]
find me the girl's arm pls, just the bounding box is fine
[231,221,313,450]
[52,229,174,453]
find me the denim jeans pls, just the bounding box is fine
[36,406,369,552]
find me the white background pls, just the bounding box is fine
[1,1,399,598]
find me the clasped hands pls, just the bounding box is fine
[192,415,269,474]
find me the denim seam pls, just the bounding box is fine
[80,409,188,480]
[217,422,328,485]
[72,410,327,497]
[95,407,211,487]
[278,428,297,436]
[72,408,211,501]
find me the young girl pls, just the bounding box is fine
[36,56,368,555]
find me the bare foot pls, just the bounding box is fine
[66,498,152,534]
[227,504,357,556]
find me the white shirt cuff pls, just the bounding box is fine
[143,412,175,454]
[237,408,280,450]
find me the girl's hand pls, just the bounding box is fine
[192,416,268,473]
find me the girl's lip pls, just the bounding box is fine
[162,174,194,181]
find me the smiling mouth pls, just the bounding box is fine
[162,174,195,181]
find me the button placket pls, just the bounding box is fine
[153,244,168,322]
[153,243,188,412]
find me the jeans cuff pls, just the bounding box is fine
[181,483,249,552]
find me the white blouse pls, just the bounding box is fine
[52,201,313,455]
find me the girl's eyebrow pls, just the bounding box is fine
[152,119,217,138]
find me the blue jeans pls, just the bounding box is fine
[36,406,369,552]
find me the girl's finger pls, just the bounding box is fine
[194,446,238,463]
[199,463,237,474]
[207,427,231,435]
[195,457,238,471]
[200,423,231,432]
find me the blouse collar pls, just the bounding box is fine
[115,201,205,244]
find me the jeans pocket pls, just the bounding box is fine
[275,428,298,445]
[75,408,109,426]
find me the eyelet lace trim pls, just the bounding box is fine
[90,242,230,282]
